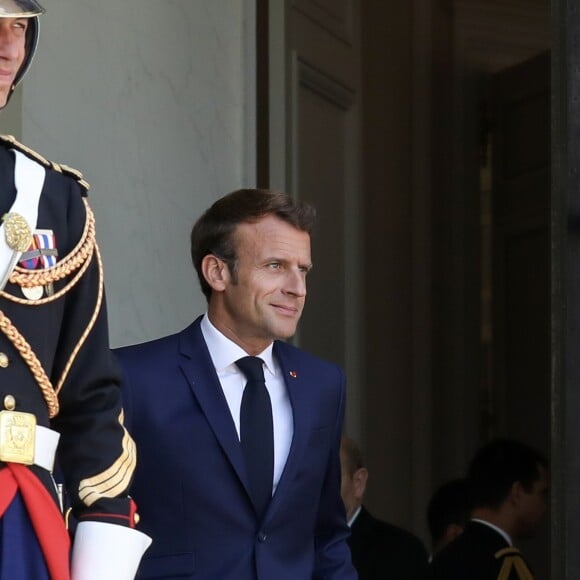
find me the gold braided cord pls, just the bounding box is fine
[496,556,534,580]
[497,560,510,580]
[1,240,94,306]
[512,558,534,580]
[0,199,104,416]
[0,310,59,417]
[495,548,534,580]
[2,199,95,300]
[55,239,104,396]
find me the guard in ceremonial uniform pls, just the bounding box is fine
[424,439,549,580]
[0,2,151,579]
[425,520,536,580]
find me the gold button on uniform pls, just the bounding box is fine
[4,394,16,410]
[134,513,141,525]
[0,353,8,368]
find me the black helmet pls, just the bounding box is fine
[0,0,45,103]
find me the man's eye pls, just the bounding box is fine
[268,263,281,269]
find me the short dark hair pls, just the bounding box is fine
[190,188,316,300]
[427,478,472,546]
[467,438,548,510]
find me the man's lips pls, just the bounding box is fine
[272,304,300,316]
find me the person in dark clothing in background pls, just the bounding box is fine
[341,435,429,580]
[427,478,472,557]
[425,438,549,580]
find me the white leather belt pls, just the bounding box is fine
[34,424,61,471]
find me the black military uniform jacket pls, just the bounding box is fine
[0,135,137,527]
[426,520,534,580]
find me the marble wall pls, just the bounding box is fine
[18,0,256,346]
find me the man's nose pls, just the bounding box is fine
[284,270,307,297]
[0,29,19,58]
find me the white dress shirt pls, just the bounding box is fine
[200,314,294,494]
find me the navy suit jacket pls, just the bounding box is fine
[115,316,356,580]
[349,507,428,580]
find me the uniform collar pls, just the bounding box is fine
[470,518,512,546]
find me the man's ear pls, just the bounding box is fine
[201,254,230,292]
[353,467,369,502]
[509,480,525,507]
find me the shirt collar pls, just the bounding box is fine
[200,313,277,377]
[347,506,362,528]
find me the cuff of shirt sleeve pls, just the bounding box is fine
[71,521,152,580]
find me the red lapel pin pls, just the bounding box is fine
[289,371,297,378]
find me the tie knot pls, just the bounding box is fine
[236,356,265,383]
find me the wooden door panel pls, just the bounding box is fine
[491,49,550,578]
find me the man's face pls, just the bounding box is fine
[0,18,27,108]
[209,214,311,354]
[515,464,550,539]
[339,446,367,521]
[340,448,358,521]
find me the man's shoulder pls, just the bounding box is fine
[274,342,346,400]
[113,332,180,359]
[0,134,90,193]
[114,329,183,363]
[350,508,428,577]
[360,509,427,556]
[377,519,426,551]
[429,523,505,577]
[274,339,343,373]
[115,318,202,358]
[493,547,533,580]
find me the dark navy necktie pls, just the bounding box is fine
[236,356,274,519]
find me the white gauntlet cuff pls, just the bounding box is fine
[71,521,152,580]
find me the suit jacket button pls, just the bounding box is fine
[0,353,9,368]
[258,532,267,542]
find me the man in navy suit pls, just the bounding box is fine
[115,188,357,579]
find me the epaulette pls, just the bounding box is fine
[495,547,534,580]
[0,134,91,192]
[495,547,522,560]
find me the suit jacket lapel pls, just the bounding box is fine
[266,341,312,516]
[177,318,251,498]
[177,328,313,521]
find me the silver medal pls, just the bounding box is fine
[22,285,43,300]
